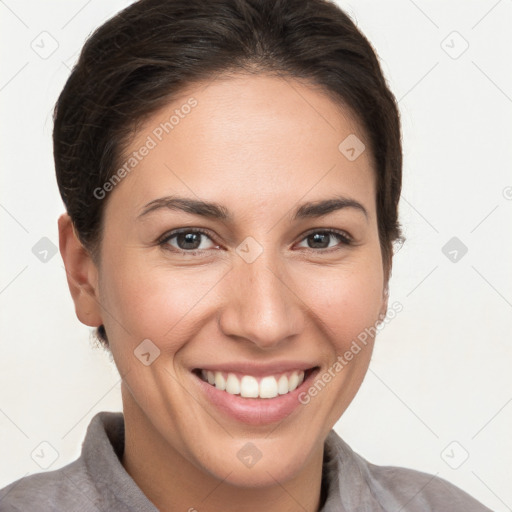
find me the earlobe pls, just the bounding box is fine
[378,284,390,324]
[58,213,103,328]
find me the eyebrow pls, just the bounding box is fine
[138,195,368,222]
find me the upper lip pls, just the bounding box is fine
[193,361,318,377]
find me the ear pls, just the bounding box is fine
[58,213,103,328]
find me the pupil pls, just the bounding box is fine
[309,233,329,249]
[179,232,200,250]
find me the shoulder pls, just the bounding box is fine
[0,411,125,512]
[324,430,492,512]
[0,458,98,512]
[361,458,492,512]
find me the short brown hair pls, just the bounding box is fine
[53,0,403,348]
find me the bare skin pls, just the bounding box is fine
[59,72,388,512]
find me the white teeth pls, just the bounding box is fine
[199,369,306,398]
[289,371,299,391]
[259,376,278,398]
[225,373,241,395]
[214,372,226,390]
[240,376,259,398]
[277,374,289,395]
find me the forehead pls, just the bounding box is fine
[107,73,376,221]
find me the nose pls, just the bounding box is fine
[218,250,306,350]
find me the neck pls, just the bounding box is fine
[120,391,326,512]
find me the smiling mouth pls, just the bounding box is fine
[193,367,318,399]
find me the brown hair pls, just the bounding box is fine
[53,0,403,348]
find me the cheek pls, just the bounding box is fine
[293,258,385,351]
[98,250,229,351]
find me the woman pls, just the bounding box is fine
[0,0,492,510]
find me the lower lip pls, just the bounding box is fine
[192,368,319,426]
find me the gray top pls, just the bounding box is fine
[0,411,491,511]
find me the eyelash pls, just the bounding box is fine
[157,228,353,256]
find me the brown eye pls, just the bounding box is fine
[297,230,352,250]
[159,229,217,253]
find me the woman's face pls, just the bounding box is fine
[94,73,387,486]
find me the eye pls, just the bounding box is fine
[159,228,218,254]
[296,229,352,251]
[158,227,353,256]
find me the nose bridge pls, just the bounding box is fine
[219,243,305,348]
